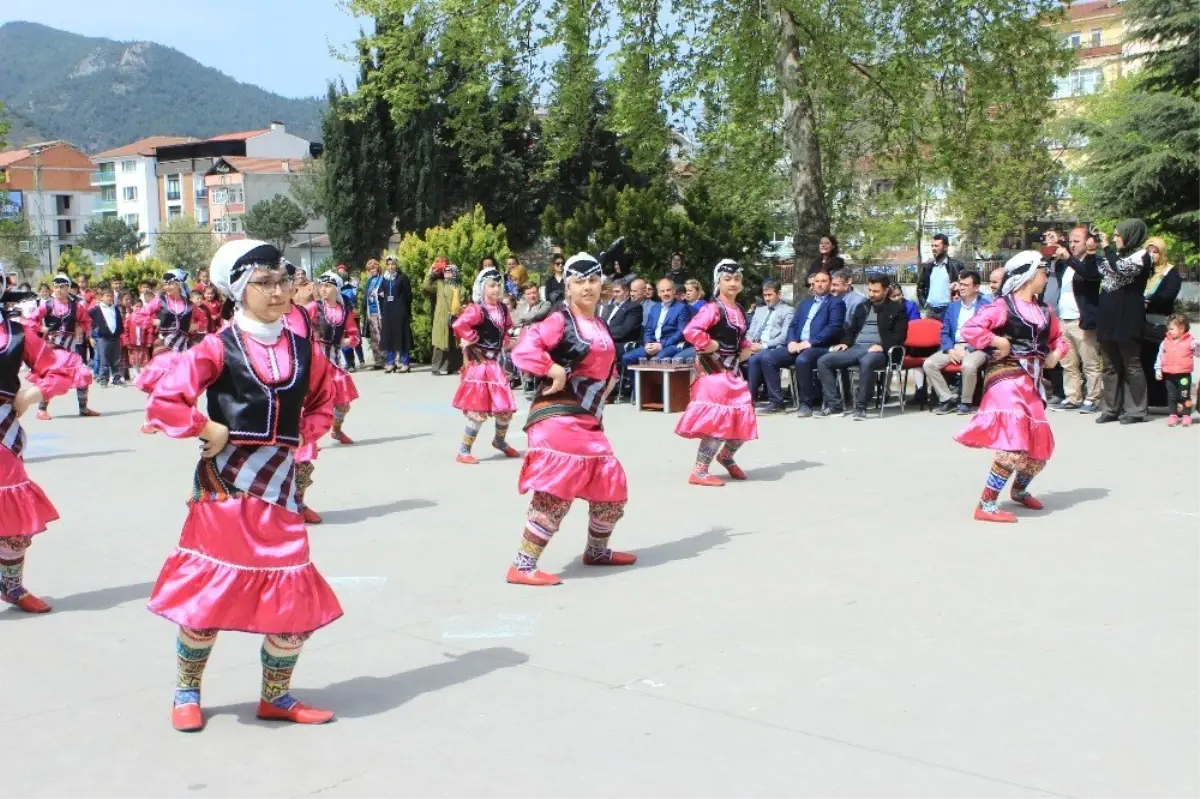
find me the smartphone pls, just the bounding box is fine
[1040,245,1058,258]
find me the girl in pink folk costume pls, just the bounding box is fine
[955,251,1069,523]
[675,259,758,486]
[306,271,360,446]
[507,253,635,586]
[450,265,519,464]
[0,268,94,613]
[281,267,327,525]
[29,273,97,419]
[143,241,342,732]
[134,269,195,433]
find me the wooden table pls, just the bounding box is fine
[628,363,694,413]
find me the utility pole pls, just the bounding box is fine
[29,144,50,274]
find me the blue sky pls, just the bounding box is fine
[3,0,363,98]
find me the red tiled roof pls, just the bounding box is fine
[206,129,270,142]
[208,156,308,175]
[1079,43,1123,58]
[92,136,197,159]
[1064,0,1121,21]
[0,148,31,168]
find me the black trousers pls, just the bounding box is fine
[1163,373,1193,416]
[1099,339,1148,419]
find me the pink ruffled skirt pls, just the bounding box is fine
[675,371,759,441]
[332,365,359,407]
[519,415,627,503]
[148,495,343,634]
[452,360,516,415]
[955,373,1054,461]
[0,446,60,538]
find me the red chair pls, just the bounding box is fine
[898,319,942,409]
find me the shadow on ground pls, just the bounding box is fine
[206,646,529,724]
[558,526,752,579]
[1,580,155,621]
[25,448,135,464]
[342,433,432,448]
[1037,487,1111,512]
[741,459,821,481]
[318,499,438,525]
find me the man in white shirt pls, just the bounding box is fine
[1050,226,1103,412]
[923,270,990,414]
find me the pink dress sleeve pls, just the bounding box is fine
[19,319,91,396]
[682,302,722,349]
[343,310,361,349]
[1047,311,1068,358]
[451,303,483,343]
[144,335,225,437]
[29,303,49,325]
[511,312,565,376]
[961,301,1008,351]
[300,346,336,444]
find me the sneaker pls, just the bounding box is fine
[1167,414,1180,427]
[1183,416,1194,428]
[760,403,787,414]
[956,403,971,415]
[1050,400,1080,412]
[796,405,813,418]
[1078,401,1099,414]
[852,408,867,421]
[815,406,843,418]
[934,399,956,415]
[1047,395,1066,407]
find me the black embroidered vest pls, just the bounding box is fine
[698,303,746,374]
[0,318,25,401]
[1001,295,1051,357]
[465,304,511,362]
[206,326,311,447]
[314,302,346,346]
[158,299,192,334]
[44,298,78,335]
[525,309,612,430]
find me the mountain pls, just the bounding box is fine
[0,21,323,153]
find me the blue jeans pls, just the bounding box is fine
[385,351,411,366]
[94,338,123,384]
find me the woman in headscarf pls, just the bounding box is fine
[358,258,385,368]
[506,253,636,586]
[1095,219,1153,423]
[372,255,413,373]
[675,259,758,486]
[28,273,97,419]
[424,260,464,375]
[954,251,1068,523]
[449,266,519,463]
[1140,236,1183,409]
[307,271,360,446]
[0,269,94,613]
[143,239,342,732]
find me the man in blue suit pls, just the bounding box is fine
[757,270,845,415]
[622,278,694,367]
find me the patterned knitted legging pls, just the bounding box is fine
[461,411,514,455]
[0,535,33,601]
[295,461,315,504]
[692,438,746,476]
[513,491,626,572]
[979,451,1047,511]
[174,627,314,709]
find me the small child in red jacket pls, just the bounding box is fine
[1154,313,1199,427]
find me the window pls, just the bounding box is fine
[213,218,228,233]
[58,195,71,211]
[123,213,139,230]
[210,188,227,205]
[122,186,138,201]
[1090,28,1102,47]
[196,208,209,226]
[228,187,244,205]
[121,160,136,173]
[228,216,242,233]
[168,206,182,218]
[194,174,207,199]
[101,188,117,203]
[1053,68,1103,98]
[1064,30,1081,47]
[166,175,181,202]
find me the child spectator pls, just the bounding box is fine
[1154,313,1199,427]
[201,285,224,333]
[123,291,156,379]
[87,282,124,386]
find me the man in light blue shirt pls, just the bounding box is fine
[916,234,963,321]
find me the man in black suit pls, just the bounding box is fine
[602,281,644,398]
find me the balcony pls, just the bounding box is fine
[90,171,116,186]
[195,187,208,200]
[93,198,117,213]
[226,202,244,214]
[166,190,182,202]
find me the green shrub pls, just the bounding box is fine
[100,254,171,287]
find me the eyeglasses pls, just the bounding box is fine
[247,277,294,295]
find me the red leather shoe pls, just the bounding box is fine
[256,700,334,724]
[171,703,204,732]
[493,442,521,458]
[331,431,354,445]
[456,453,478,465]
[35,410,51,421]
[505,566,562,586]
[974,506,1017,523]
[139,424,157,435]
[1010,493,1044,510]
[79,408,101,417]
[719,461,747,480]
[688,472,724,487]
[2,591,51,613]
[582,550,637,566]
[302,507,323,524]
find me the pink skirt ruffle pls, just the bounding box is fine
[0,446,60,538]
[31,347,93,395]
[331,366,359,407]
[134,350,183,395]
[452,360,516,415]
[148,495,343,634]
[519,415,627,503]
[955,374,1055,461]
[295,441,319,464]
[674,371,759,441]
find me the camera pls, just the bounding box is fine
[1040,245,1059,258]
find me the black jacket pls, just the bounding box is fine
[1097,247,1151,343]
[841,299,909,353]
[807,255,845,277]
[917,257,964,307]
[87,304,123,339]
[1145,268,1182,318]
[1067,254,1103,331]
[601,299,643,346]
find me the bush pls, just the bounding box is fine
[57,246,96,279]
[101,254,171,288]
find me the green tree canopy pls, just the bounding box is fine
[242,195,308,250]
[81,216,145,259]
[156,216,218,275]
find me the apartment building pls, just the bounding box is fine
[152,122,317,232]
[91,136,195,255]
[1053,1,1131,102]
[0,141,96,266]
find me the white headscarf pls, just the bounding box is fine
[52,272,72,288]
[209,239,282,304]
[473,266,503,304]
[317,270,345,303]
[711,259,743,298]
[1000,251,1044,297]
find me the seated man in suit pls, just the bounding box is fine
[603,280,643,347]
[622,277,693,368]
[756,270,845,415]
[744,279,794,404]
[922,269,990,414]
[816,274,909,420]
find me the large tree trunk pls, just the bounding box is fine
[774,5,829,303]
